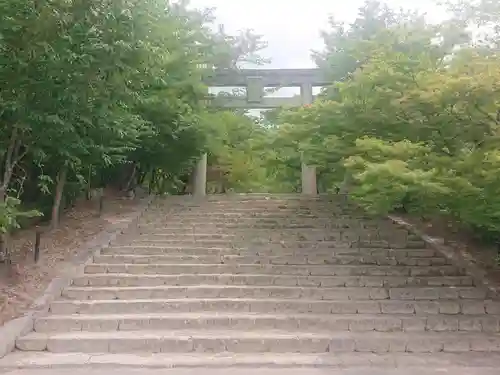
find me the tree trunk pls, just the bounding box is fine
[149,169,157,194]
[0,127,20,202]
[124,163,137,192]
[51,165,68,229]
[86,165,92,200]
[0,127,21,261]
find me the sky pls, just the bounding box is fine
[185,0,449,112]
[188,0,448,69]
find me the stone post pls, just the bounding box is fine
[193,153,207,198]
[300,82,317,196]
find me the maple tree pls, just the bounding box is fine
[268,0,500,239]
[0,0,266,254]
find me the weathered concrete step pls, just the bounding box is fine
[84,263,464,277]
[137,228,419,239]
[146,216,334,222]
[33,313,500,333]
[133,233,238,240]
[121,239,427,250]
[130,232,410,240]
[72,273,475,288]
[125,235,359,243]
[61,285,488,301]
[163,206,321,211]
[140,223,340,230]
[164,213,330,218]
[205,194,314,200]
[139,223,408,231]
[127,234,423,245]
[169,205,332,212]
[93,253,451,267]
[16,330,500,353]
[123,239,354,247]
[49,298,500,315]
[137,227,419,236]
[4,351,500,370]
[351,240,427,249]
[103,246,440,258]
[137,223,372,230]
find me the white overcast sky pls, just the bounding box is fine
[188,0,448,69]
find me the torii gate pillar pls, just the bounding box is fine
[193,153,207,198]
[300,83,317,196]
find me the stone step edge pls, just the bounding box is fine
[3,352,500,369]
[52,297,500,305]
[63,285,480,291]
[72,273,476,288]
[94,253,440,258]
[35,312,500,320]
[85,263,457,269]
[61,285,488,300]
[16,330,500,354]
[72,272,470,279]
[104,246,432,252]
[48,298,500,315]
[34,312,500,332]
[16,329,500,341]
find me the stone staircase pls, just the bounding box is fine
[5,194,500,369]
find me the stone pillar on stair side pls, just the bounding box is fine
[193,153,207,197]
[300,82,317,196]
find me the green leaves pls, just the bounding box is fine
[0,196,42,234]
[0,0,274,226]
[265,0,500,237]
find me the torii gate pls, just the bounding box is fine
[193,68,329,196]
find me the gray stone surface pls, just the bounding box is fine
[0,196,155,359]
[2,194,500,370]
[4,368,500,375]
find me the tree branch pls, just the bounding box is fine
[1,127,18,197]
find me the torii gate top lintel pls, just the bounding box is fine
[203,68,327,109]
[203,68,329,88]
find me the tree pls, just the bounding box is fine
[269,0,500,239]
[0,0,271,260]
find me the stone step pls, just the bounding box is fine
[129,232,404,240]
[4,351,500,370]
[146,216,335,221]
[93,254,451,267]
[125,234,422,245]
[125,235,360,243]
[11,193,500,369]
[16,330,500,353]
[139,223,404,231]
[61,285,489,301]
[121,238,427,247]
[48,298,500,315]
[137,225,417,233]
[163,207,321,212]
[139,222,340,229]
[72,273,475,288]
[83,263,463,277]
[102,246,440,258]
[33,313,500,333]
[136,229,419,239]
[136,223,371,230]
[352,240,427,249]
[134,233,238,240]
[119,240,427,251]
[123,239,352,247]
[165,213,331,218]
